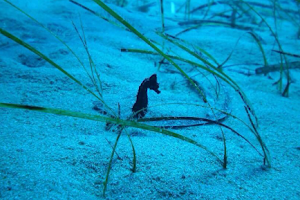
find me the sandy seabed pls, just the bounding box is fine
[1,0,300,199]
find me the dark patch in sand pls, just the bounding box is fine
[0,18,27,32]
[47,23,69,35]
[50,49,69,59]
[18,54,46,68]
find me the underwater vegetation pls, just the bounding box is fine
[0,0,299,198]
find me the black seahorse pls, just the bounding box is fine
[132,74,160,119]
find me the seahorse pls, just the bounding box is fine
[132,74,160,119]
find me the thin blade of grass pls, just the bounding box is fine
[272,50,300,58]
[177,20,252,31]
[202,0,215,19]
[72,21,102,97]
[219,30,268,69]
[248,32,268,66]
[126,131,137,172]
[244,106,271,167]
[103,128,122,197]
[218,33,245,68]
[160,0,165,32]
[78,18,103,97]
